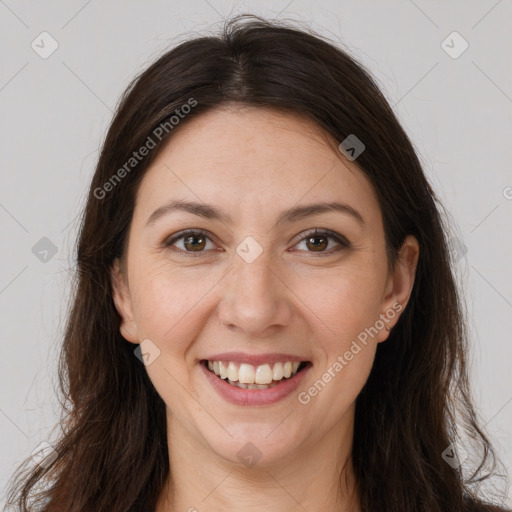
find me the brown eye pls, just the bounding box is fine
[182,233,206,251]
[294,229,349,255]
[164,230,215,254]
[304,234,328,251]
[163,228,349,258]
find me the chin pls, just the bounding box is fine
[203,426,301,469]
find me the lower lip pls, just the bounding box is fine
[200,361,312,406]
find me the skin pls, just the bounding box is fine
[110,104,419,512]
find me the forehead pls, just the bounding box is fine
[133,105,380,229]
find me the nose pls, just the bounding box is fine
[216,246,293,338]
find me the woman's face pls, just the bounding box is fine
[110,105,418,467]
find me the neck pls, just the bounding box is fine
[155,407,361,512]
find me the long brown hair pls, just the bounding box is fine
[5,14,510,512]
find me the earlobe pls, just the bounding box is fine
[378,235,420,342]
[110,258,139,344]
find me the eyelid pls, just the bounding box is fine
[163,228,350,255]
[163,228,218,256]
[295,228,351,249]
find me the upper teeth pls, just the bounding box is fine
[207,360,301,384]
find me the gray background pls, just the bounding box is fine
[1,0,511,507]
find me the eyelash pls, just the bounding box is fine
[162,228,350,257]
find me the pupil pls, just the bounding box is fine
[308,236,327,251]
[185,235,204,251]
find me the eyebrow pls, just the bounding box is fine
[145,199,365,228]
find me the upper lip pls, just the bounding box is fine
[201,352,310,366]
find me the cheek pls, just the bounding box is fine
[132,247,387,352]
[294,258,387,338]
[129,264,217,412]
[294,268,382,418]
[131,262,219,342]
[291,256,386,396]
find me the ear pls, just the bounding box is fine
[110,258,139,344]
[377,235,420,343]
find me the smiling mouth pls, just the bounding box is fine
[201,360,312,389]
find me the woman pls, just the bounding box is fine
[5,14,510,512]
